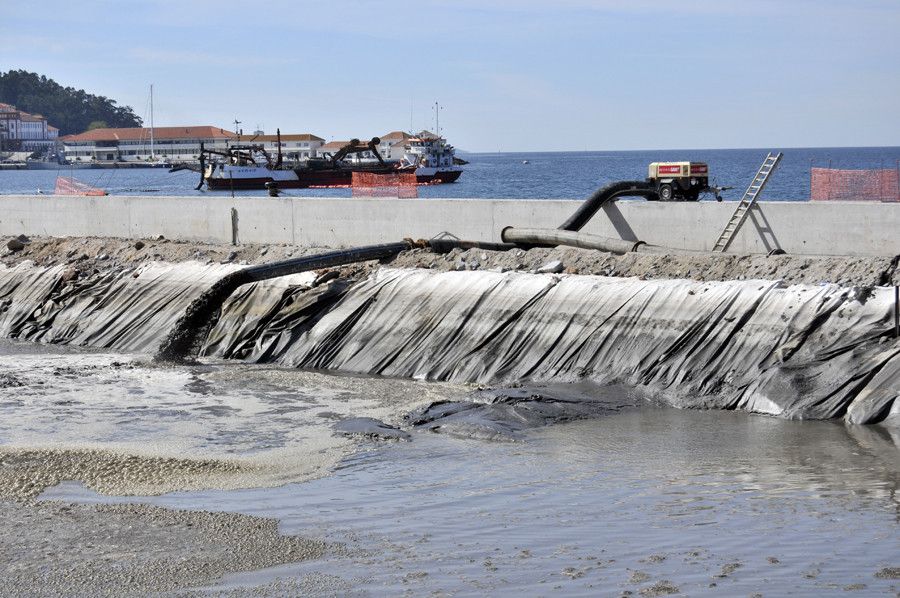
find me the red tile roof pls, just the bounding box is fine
[242,133,325,142]
[61,126,236,142]
[381,130,411,141]
[320,140,350,151]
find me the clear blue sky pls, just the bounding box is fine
[2,0,898,152]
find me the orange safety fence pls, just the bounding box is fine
[810,167,899,202]
[351,172,418,199]
[54,176,107,196]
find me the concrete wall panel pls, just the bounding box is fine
[1,195,898,257]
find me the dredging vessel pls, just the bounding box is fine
[189,131,463,191]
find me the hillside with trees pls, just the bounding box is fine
[0,70,142,135]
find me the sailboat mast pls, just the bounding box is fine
[434,101,439,138]
[149,84,155,160]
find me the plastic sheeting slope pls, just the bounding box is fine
[211,269,899,423]
[2,262,898,423]
[0,261,240,353]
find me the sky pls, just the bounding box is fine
[1,0,898,152]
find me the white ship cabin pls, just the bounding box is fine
[403,131,455,168]
[61,126,236,163]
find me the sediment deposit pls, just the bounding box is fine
[0,499,335,596]
[0,447,248,500]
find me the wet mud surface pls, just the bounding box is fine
[408,382,641,440]
[0,499,336,597]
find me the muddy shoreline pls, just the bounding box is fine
[0,499,339,596]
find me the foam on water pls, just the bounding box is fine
[0,339,470,496]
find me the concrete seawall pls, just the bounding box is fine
[1,195,899,256]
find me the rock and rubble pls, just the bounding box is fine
[2,236,898,287]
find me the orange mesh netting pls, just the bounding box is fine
[351,172,418,198]
[810,167,899,202]
[54,176,107,196]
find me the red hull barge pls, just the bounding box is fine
[204,167,462,190]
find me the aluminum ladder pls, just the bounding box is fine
[711,152,783,252]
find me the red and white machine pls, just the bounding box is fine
[647,161,711,201]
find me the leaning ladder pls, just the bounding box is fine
[711,152,783,252]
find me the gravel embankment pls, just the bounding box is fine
[4,235,898,287]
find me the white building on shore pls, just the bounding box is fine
[378,131,413,160]
[238,132,325,161]
[60,126,237,163]
[0,102,58,152]
[318,131,422,163]
[60,127,329,164]
[59,125,429,164]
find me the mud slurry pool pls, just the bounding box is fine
[0,340,897,596]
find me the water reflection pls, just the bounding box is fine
[542,409,899,512]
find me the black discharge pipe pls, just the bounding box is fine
[155,242,414,362]
[559,180,657,232]
[427,239,516,253]
[155,177,712,362]
[195,142,206,190]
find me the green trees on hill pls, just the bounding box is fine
[0,70,142,135]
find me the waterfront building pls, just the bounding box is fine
[320,140,355,158]
[0,102,58,152]
[238,132,325,161]
[320,131,421,162]
[61,126,236,163]
[319,139,386,163]
[378,131,412,160]
[58,125,432,165]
